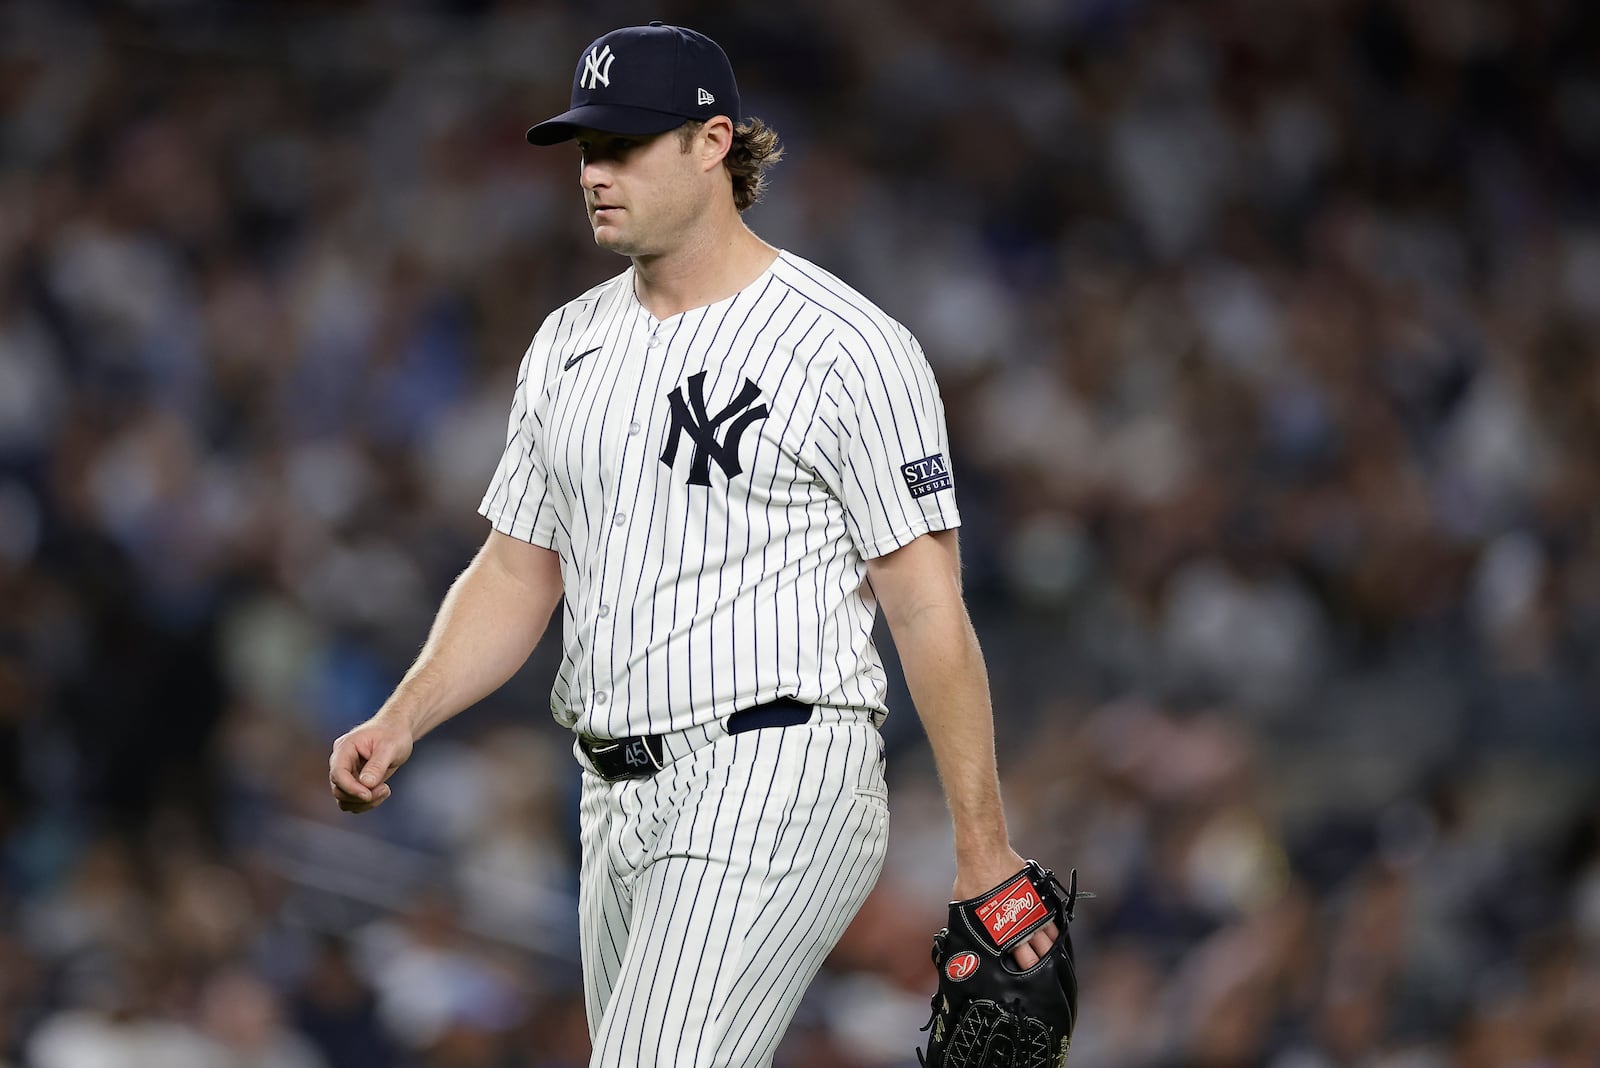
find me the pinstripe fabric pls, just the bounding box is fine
[578,720,889,1067]
[479,251,959,739]
[482,249,949,1062]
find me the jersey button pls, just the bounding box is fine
[596,691,608,704]
[613,512,627,527]
[628,422,642,436]
[597,604,611,618]
[647,333,663,349]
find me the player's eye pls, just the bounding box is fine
[580,137,641,163]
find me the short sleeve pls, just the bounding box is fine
[478,334,560,548]
[814,327,961,558]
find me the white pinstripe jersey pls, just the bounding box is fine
[479,250,959,739]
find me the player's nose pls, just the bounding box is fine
[580,158,611,190]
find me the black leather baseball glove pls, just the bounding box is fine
[917,862,1085,1068]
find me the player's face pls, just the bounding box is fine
[576,127,708,257]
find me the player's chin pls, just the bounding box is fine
[591,228,635,255]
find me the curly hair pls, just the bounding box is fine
[678,117,785,212]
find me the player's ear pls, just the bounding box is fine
[698,116,734,171]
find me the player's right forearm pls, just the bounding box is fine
[372,535,563,739]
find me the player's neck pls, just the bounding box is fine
[631,216,777,321]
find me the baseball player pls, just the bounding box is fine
[328,23,1056,1065]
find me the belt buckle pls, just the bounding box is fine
[617,736,663,775]
[583,734,664,781]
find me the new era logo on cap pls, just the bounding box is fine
[527,23,742,146]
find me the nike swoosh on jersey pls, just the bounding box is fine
[565,346,602,371]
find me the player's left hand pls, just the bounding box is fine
[921,860,1084,1067]
[954,847,1059,969]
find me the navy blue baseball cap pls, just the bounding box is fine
[527,22,741,146]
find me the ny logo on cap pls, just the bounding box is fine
[581,45,615,90]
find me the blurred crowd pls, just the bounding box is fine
[2,0,1598,1065]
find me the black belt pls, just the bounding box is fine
[579,697,813,782]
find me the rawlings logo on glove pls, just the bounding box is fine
[976,877,1049,942]
[946,952,980,981]
[917,861,1087,1068]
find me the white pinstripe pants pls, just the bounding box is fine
[576,716,890,1067]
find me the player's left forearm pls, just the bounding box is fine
[869,530,1021,882]
[883,589,1013,867]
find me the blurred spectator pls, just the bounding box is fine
[25,952,213,1068]
[195,967,326,1068]
[290,937,394,1068]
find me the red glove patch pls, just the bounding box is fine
[945,951,980,981]
[976,874,1049,945]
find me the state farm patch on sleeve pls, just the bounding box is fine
[975,874,1049,945]
[901,454,953,499]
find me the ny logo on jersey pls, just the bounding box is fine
[581,45,615,90]
[660,372,769,486]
